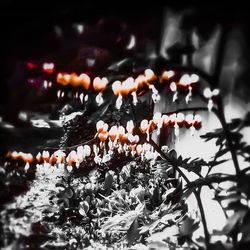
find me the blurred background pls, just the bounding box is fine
[1,2,250,150]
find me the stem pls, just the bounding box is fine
[194,192,209,245]
[187,237,202,249]
[216,97,241,176]
[150,97,155,119]
[186,175,237,189]
[209,142,229,219]
[148,138,210,248]
[128,95,137,122]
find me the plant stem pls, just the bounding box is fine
[215,97,241,176]
[186,175,236,189]
[148,138,210,248]
[128,95,137,122]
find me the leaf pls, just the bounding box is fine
[215,136,225,146]
[127,218,140,245]
[63,188,74,199]
[212,229,225,236]
[140,220,159,235]
[230,132,243,144]
[215,148,229,158]
[223,210,247,235]
[58,198,69,208]
[179,217,199,236]
[242,145,250,155]
[168,149,177,160]
[207,241,227,250]
[85,195,91,204]
[146,225,179,242]
[180,158,207,175]
[181,187,196,200]
[208,159,229,168]
[225,201,248,211]
[147,241,169,250]
[160,209,182,225]
[214,193,244,202]
[241,211,250,242]
[42,206,58,214]
[55,183,66,189]
[200,129,224,142]
[186,174,230,189]
[103,173,113,190]
[161,188,176,201]
[182,157,191,164]
[79,201,89,216]
[101,204,145,232]
[243,111,250,127]
[228,118,242,130]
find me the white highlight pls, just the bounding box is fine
[126,34,136,50]
[95,93,104,106]
[80,93,84,103]
[116,94,123,110]
[31,119,50,128]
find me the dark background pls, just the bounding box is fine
[0,1,250,125]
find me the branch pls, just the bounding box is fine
[148,138,210,247]
[185,175,237,189]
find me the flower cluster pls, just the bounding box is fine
[203,87,220,111]
[6,146,91,173]
[6,111,202,173]
[54,69,200,108]
[6,151,34,171]
[95,120,159,162]
[6,151,33,163]
[140,112,202,139]
[169,73,199,103]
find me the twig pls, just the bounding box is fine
[185,175,237,189]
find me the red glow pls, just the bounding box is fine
[27,62,38,70]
